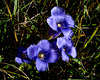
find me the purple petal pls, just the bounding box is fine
[27,45,38,60]
[57,37,67,48]
[51,39,58,50]
[23,50,27,54]
[65,15,75,28]
[51,7,65,16]
[61,28,73,39]
[37,40,50,51]
[57,37,72,49]
[47,16,58,31]
[48,28,61,39]
[15,57,23,64]
[15,57,31,64]
[17,47,26,54]
[48,27,55,35]
[55,16,65,23]
[61,49,69,61]
[46,49,59,63]
[23,59,31,64]
[36,58,48,71]
[52,31,61,39]
[67,47,77,58]
[47,15,65,25]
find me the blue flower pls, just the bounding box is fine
[47,7,75,39]
[48,28,61,39]
[27,40,59,71]
[15,47,31,64]
[27,45,38,60]
[56,37,77,61]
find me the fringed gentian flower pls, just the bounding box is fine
[27,40,59,71]
[15,47,31,64]
[56,37,77,61]
[47,7,75,39]
[48,27,61,39]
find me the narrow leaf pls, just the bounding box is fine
[13,0,17,15]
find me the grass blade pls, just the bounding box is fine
[13,0,18,15]
[84,24,100,48]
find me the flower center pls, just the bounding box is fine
[57,23,61,27]
[38,52,45,60]
[63,46,68,52]
[63,48,65,51]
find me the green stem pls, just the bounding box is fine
[84,24,100,48]
[56,0,58,7]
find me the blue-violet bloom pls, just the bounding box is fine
[47,7,75,39]
[56,37,77,61]
[15,47,31,64]
[48,28,61,39]
[27,40,59,71]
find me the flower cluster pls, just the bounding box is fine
[15,7,77,72]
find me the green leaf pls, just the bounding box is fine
[31,25,35,30]
[26,34,30,39]
[84,25,100,48]
[72,58,82,66]
[3,65,10,69]
[95,52,100,59]
[0,55,3,62]
[13,0,17,15]
[96,4,100,11]
[4,24,7,33]
[0,19,10,26]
